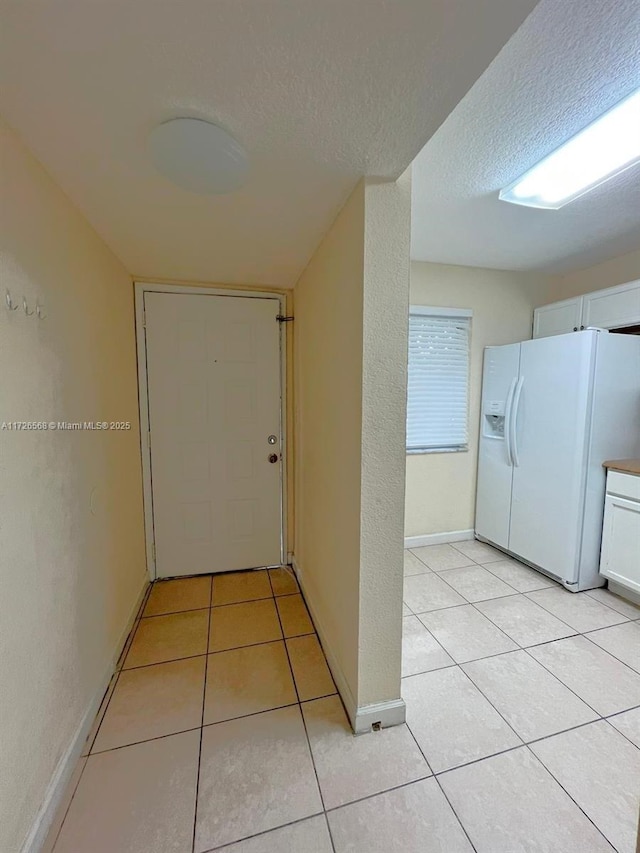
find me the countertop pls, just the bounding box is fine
[603,459,640,476]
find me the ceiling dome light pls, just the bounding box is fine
[148,118,249,194]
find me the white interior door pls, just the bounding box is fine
[144,291,283,577]
[508,332,594,582]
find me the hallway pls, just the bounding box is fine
[44,550,640,852]
[46,569,341,851]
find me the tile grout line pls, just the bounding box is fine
[341,718,637,853]
[409,568,583,679]
[584,619,637,636]
[584,589,640,621]
[141,587,305,622]
[409,545,632,627]
[432,661,527,750]
[521,742,622,851]
[88,691,342,759]
[444,590,608,719]
[199,812,327,853]
[406,547,639,690]
[500,599,640,714]
[91,578,153,743]
[401,714,479,853]
[190,575,214,853]
[403,552,640,775]
[266,569,338,853]
[87,637,339,756]
[433,555,531,602]
[602,714,640,753]
[404,555,640,760]
[140,605,211,620]
[86,613,148,753]
[581,629,640,678]
[48,580,156,850]
[406,548,525,612]
[518,642,617,718]
[414,605,519,659]
[403,556,624,748]
[122,650,209,672]
[408,565,622,726]
[467,644,604,721]
[46,757,88,853]
[526,714,640,750]
[443,577,576,648]
[411,544,640,621]
[433,740,533,779]
[121,630,316,674]
[402,611,456,672]
[604,702,640,725]
[521,588,633,626]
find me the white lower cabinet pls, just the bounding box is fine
[600,472,640,595]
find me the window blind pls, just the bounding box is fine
[406,311,470,452]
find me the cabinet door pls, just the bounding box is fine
[533,297,583,338]
[600,494,640,594]
[582,280,640,330]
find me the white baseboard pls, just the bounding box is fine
[352,698,406,735]
[290,556,405,735]
[404,529,474,549]
[22,575,149,853]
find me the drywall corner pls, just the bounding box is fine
[357,173,411,708]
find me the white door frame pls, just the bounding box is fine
[134,281,289,581]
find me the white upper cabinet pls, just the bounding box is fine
[533,296,583,338]
[582,280,640,330]
[534,279,640,339]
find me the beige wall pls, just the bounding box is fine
[539,247,640,304]
[294,176,410,722]
[294,180,365,708]
[405,262,547,538]
[0,121,146,852]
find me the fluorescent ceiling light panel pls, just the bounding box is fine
[500,88,640,209]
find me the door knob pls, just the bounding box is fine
[268,453,279,464]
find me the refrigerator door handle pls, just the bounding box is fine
[504,377,517,466]
[510,377,524,467]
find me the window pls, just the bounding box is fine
[406,307,471,453]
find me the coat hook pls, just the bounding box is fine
[5,289,18,311]
[23,296,34,316]
[36,300,46,319]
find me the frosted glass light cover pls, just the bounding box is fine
[500,88,640,209]
[149,118,249,194]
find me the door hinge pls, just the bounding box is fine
[276,315,294,323]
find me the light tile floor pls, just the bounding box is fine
[402,542,640,853]
[45,550,640,852]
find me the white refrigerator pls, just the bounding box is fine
[475,329,640,591]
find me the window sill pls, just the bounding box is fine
[406,446,468,456]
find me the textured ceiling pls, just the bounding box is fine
[411,0,640,273]
[0,0,538,287]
